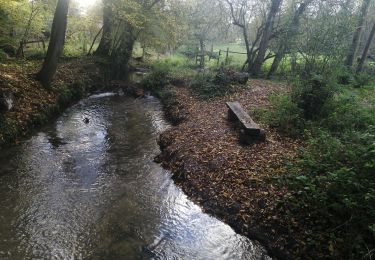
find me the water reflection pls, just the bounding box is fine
[0,93,269,259]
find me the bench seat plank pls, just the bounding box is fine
[226,101,265,143]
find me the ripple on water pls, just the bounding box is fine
[0,93,270,259]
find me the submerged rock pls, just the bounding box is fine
[0,91,14,112]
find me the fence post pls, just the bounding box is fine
[209,44,213,61]
[42,40,46,53]
[195,47,199,64]
[225,47,229,65]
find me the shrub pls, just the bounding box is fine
[57,85,72,106]
[322,94,375,133]
[0,49,8,62]
[141,62,171,91]
[255,93,305,136]
[335,67,354,85]
[178,45,197,59]
[353,73,373,88]
[71,80,87,99]
[292,74,335,120]
[189,72,234,98]
[284,127,375,257]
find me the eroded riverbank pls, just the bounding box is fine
[0,58,106,148]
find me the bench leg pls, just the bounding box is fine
[228,109,237,122]
[239,129,266,144]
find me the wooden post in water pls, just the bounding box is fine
[217,49,221,65]
[225,47,229,65]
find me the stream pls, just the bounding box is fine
[0,91,269,259]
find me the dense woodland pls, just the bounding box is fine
[1,0,375,259]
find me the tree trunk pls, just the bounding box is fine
[87,26,103,55]
[267,50,283,77]
[356,21,375,73]
[267,0,311,78]
[110,26,137,79]
[94,3,112,56]
[242,26,253,73]
[199,38,205,68]
[36,0,70,88]
[251,0,282,77]
[345,0,371,67]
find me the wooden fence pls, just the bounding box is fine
[195,46,247,66]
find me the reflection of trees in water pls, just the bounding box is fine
[92,97,165,258]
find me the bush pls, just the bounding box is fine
[255,93,305,136]
[141,61,171,91]
[0,49,8,62]
[353,73,373,88]
[284,127,375,257]
[189,72,234,98]
[57,85,73,106]
[178,45,197,59]
[292,74,335,120]
[335,67,353,85]
[322,94,375,133]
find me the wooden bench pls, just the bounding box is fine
[226,101,266,144]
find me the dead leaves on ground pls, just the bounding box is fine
[159,80,304,258]
[0,58,101,145]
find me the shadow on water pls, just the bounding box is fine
[0,92,270,259]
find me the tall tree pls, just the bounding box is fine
[356,21,375,72]
[267,0,313,78]
[345,0,371,67]
[94,1,112,56]
[251,0,282,77]
[36,0,70,88]
[226,0,252,72]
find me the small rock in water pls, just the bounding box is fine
[0,91,14,112]
[83,117,90,124]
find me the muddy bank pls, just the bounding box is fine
[155,81,305,259]
[0,57,108,147]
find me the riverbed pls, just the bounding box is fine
[0,92,269,259]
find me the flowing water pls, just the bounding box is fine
[0,92,269,259]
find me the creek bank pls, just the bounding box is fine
[154,80,308,259]
[0,57,108,148]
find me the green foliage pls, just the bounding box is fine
[257,74,335,136]
[189,73,216,98]
[255,93,305,136]
[141,61,171,91]
[336,67,374,88]
[178,45,197,59]
[322,94,375,133]
[353,73,373,88]
[155,88,177,107]
[293,74,335,120]
[0,49,8,62]
[284,127,375,257]
[57,85,73,106]
[337,68,355,85]
[262,69,375,257]
[71,80,87,99]
[189,72,235,99]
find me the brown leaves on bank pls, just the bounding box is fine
[0,58,101,145]
[158,79,304,258]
